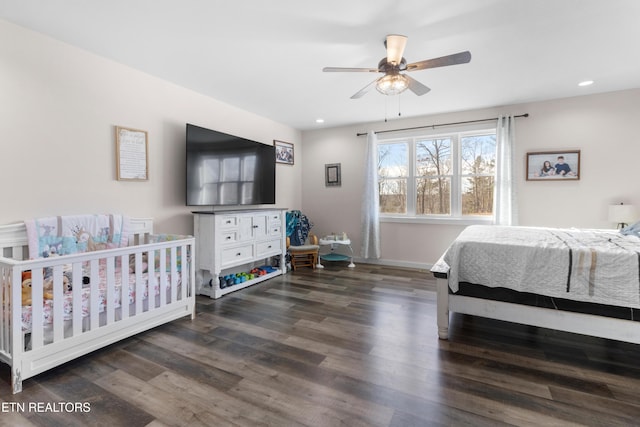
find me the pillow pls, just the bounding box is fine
[620,221,640,237]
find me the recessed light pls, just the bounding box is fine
[315,118,325,124]
[578,80,594,87]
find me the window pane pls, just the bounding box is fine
[416,138,451,176]
[462,176,495,215]
[416,177,451,215]
[379,178,407,214]
[378,142,408,178]
[461,135,496,175]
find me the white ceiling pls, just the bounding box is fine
[2,0,640,130]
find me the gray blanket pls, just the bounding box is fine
[444,225,640,309]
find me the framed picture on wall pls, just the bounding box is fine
[526,150,580,181]
[116,126,148,181]
[325,163,341,187]
[274,140,294,165]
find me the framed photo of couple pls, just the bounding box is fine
[526,150,580,181]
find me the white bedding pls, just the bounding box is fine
[443,225,640,309]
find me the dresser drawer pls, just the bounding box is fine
[256,239,282,257]
[219,215,238,229]
[268,212,281,222]
[221,244,253,266]
[267,224,282,236]
[220,231,238,245]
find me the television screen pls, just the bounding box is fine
[186,124,276,206]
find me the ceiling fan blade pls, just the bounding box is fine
[323,66,379,73]
[405,74,431,96]
[385,34,408,65]
[350,78,379,99]
[406,51,471,71]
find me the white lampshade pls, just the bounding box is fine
[608,203,637,228]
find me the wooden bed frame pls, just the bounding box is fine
[432,257,640,345]
[0,218,196,393]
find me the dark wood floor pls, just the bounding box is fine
[3,263,640,426]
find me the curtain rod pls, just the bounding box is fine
[356,113,529,137]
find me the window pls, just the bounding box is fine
[377,129,496,221]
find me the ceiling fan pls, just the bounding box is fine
[322,34,471,99]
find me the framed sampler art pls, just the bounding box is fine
[116,126,148,181]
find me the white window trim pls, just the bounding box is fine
[377,126,496,224]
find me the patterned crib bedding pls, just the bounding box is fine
[21,263,181,332]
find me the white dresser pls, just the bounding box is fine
[193,209,286,299]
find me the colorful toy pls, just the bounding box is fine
[22,278,32,306]
[217,266,278,289]
[43,275,71,299]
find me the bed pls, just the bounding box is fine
[431,224,640,344]
[0,215,195,393]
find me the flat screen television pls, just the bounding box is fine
[186,123,276,206]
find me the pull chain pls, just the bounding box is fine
[383,94,403,122]
[384,96,388,122]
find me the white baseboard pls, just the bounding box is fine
[352,257,433,271]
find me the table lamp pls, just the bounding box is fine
[608,203,637,229]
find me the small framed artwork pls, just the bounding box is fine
[526,150,580,181]
[325,163,341,187]
[116,126,148,181]
[274,140,294,165]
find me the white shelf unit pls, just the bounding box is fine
[193,209,286,299]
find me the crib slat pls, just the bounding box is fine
[168,246,177,302]
[147,250,157,310]
[90,259,99,331]
[120,254,129,321]
[181,244,188,300]
[135,252,143,315]
[106,257,115,325]
[72,263,83,336]
[171,246,182,301]
[0,266,11,354]
[52,265,64,343]
[0,266,9,355]
[31,269,44,349]
[11,266,23,393]
[159,248,167,306]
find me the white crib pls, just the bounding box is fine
[0,217,195,393]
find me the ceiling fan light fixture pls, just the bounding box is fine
[376,74,409,96]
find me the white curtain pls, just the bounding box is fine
[494,115,518,225]
[361,130,380,259]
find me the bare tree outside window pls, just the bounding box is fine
[378,142,408,214]
[376,130,496,219]
[461,135,496,216]
[416,138,451,215]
